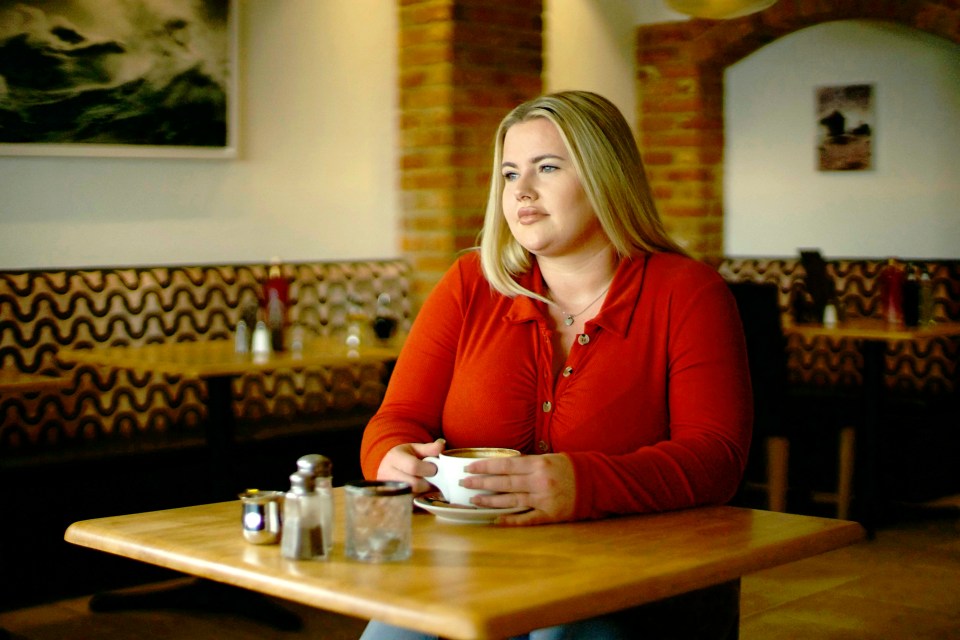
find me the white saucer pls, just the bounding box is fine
[414,493,529,524]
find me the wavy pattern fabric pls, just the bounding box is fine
[716,258,960,396]
[0,260,411,454]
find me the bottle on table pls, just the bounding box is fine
[263,257,290,351]
[373,292,399,340]
[919,268,935,326]
[345,296,367,349]
[879,258,905,325]
[902,263,920,327]
[234,320,249,354]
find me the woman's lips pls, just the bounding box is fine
[517,207,546,224]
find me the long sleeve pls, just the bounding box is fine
[360,251,753,520]
[359,258,469,479]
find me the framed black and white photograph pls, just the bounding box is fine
[0,0,238,159]
[816,84,873,171]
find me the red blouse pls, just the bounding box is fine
[360,251,752,520]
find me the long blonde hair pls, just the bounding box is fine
[478,90,685,299]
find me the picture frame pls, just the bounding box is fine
[0,0,239,159]
[816,84,873,171]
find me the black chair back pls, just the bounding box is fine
[728,281,789,437]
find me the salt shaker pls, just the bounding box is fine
[234,320,249,354]
[296,454,334,556]
[251,319,272,357]
[281,471,328,561]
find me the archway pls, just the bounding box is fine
[636,0,960,258]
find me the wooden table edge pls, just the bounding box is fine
[0,371,71,394]
[783,319,960,341]
[64,506,866,640]
[57,343,400,379]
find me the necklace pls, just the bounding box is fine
[558,282,612,326]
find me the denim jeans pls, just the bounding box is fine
[358,579,740,640]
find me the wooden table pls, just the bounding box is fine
[783,319,960,534]
[57,336,402,379]
[58,337,402,498]
[0,369,70,395]
[66,492,864,640]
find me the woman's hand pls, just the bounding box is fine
[375,438,446,494]
[463,453,576,526]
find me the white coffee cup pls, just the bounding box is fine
[422,447,521,507]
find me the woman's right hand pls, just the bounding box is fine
[375,438,446,494]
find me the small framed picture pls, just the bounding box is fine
[816,84,873,171]
[0,0,239,159]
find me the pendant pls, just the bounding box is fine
[564,315,574,326]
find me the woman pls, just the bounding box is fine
[359,91,751,639]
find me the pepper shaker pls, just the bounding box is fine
[281,471,328,561]
[297,454,334,556]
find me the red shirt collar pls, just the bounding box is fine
[503,254,650,339]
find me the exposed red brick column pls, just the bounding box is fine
[635,0,960,260]
[398,0,542,304]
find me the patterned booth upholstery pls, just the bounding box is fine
[715,257,960,397]
[0,259,411,458]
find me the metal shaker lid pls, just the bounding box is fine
[297,453,332,477]
[289,470,316,494]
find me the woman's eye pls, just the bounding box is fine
[539,164,558,174]
[503,171,519,182]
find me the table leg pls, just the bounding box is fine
[858,339,885,537]
[88,578,302,631]
[85,376,302,631]
[205,375,237,501]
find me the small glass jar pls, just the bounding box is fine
[345,481,413,563]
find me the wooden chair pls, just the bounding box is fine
[729,281,856,519]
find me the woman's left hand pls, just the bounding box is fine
[462,453,576,525]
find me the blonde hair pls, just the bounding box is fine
[478,90,685,299]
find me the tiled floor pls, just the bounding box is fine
[740,506,960,639]
[1,507,957,640]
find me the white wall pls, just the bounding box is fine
[0,0,399,269]
[543,0,640,130]
[725,20,960,259]
[3,4,956,270]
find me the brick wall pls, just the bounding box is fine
[398,1,960,297]
[636,0,960,259]
[398,0,542,303]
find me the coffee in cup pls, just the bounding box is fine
[422,447,520,507]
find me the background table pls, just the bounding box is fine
[0,370,69,395]
[783,319,960,534]
[58,337,401,498]
[66,492,864,640]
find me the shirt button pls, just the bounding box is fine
[562,366,573,377]
[538,440,549,452]
[577,334,590,345]
[542,401,552,412]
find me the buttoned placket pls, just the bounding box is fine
[535,322,594,455]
